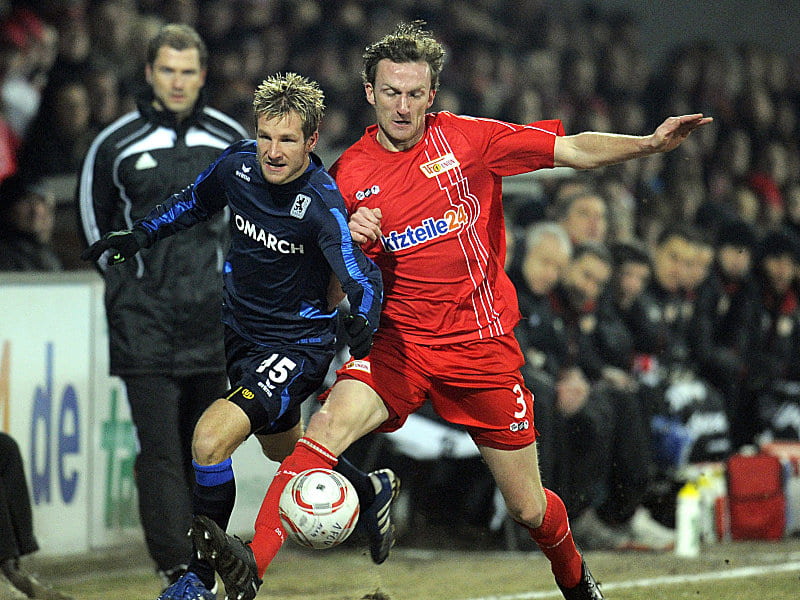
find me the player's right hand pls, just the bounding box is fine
[81,229,144,264]
[348,207,383,244]
[343,314,373,359]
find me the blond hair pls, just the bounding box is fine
[252,72,325,139]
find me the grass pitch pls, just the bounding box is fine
[26,536,800,599]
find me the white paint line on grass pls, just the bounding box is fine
[461,560,800,600]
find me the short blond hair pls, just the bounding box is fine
[252,73,325,139]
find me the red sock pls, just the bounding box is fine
[525,488,583,588]
[250,437,338,576]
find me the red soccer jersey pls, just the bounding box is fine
[330,111,564,344]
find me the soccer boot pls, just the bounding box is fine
[359,469,400,564]
[156,571,217,600]
[557,559,604,600]
[191,515,262,600]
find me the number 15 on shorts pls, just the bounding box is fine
[257,353,298,385]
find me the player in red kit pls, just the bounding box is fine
[194,22,712,600]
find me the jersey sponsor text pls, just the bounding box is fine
[380,206,468,252]
[234,213,305,254]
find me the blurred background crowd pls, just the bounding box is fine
[1,0,798,267]
[2,0,799,553]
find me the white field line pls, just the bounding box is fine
[460,560,800,600]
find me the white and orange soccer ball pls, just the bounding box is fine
[278,468,360,550]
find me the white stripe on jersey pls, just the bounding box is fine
[457,113,561,136]
[78,111,143,271]
[427,125,504,339]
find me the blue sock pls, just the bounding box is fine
[189,458,236,589]
[335,454,375,506]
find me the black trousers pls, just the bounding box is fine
[0,432,38,561]
[124,372,228,572]
[596,386,653,525]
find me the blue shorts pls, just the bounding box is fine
[224,326,335,435]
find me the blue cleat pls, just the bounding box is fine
[359,469,400,564]
[191,515,262,600]
[156,571,217,600]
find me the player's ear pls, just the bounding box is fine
[365,82,376,106]
[305,130,319,152]
[427,88,436,109]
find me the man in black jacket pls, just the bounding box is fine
[76,24,248,589]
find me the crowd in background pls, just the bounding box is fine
[2,0,800,550]
[1,1,799,256]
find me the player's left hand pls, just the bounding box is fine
[651,113,713,153]
[344,314,372,359]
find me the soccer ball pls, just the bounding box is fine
[279,468,360,550]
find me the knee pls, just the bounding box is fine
[192,420,228,465]
[505,489,547,529]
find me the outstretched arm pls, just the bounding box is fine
[553,113,713,170]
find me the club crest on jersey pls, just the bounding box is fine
[344,359,371,373]
[419,153,460,178]
[291,193,312,219]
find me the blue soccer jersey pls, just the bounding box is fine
[133,139,382,347]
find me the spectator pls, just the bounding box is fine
[603,240,660,372]
[509,223,622,550]
[0,174,62,271]
[0,7,55,139]
[551,186,609,245]
[682,230,714,294]
[689,219,759,448]
[783,182,800,241]
[638,224,732,471]
[742,229,800,444]
[511,222,573,384]
[554,242,673,550]
[17,78,95,179]
[84,59,123,130]
[0,431,73,599]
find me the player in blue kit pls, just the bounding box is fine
[81,72,394,600]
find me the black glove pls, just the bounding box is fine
[81,228,146,265]
[343,314,373,359]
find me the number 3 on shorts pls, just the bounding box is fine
[256,353,298,383]
[513,383,527,419]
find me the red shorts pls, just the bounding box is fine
[332,330,536,450]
